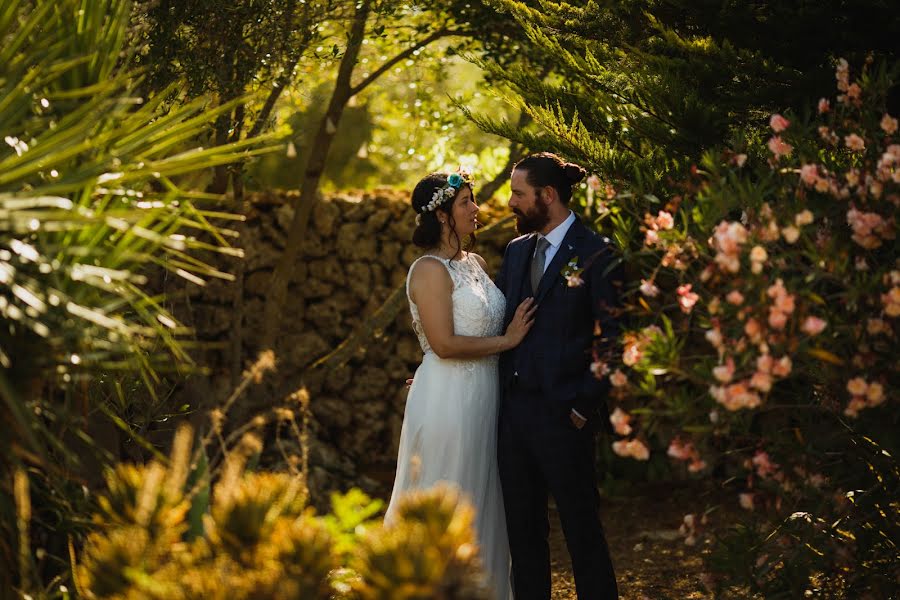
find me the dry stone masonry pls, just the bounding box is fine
[167,189,513,501]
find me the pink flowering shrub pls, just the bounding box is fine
[597,60,898,596]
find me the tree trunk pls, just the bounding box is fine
[259,0,372,349]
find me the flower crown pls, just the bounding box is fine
[420,168,475,214]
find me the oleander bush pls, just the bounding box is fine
[599,59,899,597]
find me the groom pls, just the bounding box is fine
[495,152,621,599]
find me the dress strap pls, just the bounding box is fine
[406,254,457,305]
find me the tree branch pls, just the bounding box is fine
[349,28,454,97]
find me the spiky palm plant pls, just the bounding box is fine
[0,0,281,592]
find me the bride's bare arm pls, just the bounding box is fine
[409,257,535,359]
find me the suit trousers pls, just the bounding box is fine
[498,384,618,600]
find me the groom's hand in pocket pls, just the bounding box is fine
[570,409,587,429]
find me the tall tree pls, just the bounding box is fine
[258,0,545,349]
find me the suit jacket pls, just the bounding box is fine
[496,215,622,432]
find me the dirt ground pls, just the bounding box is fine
[547,481,738,600]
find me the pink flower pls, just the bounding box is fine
[867,318,887,335]
[688,459,707,473]
[713,357,736,383]
[655,210,675,230]
[767,136,793,157]
[846,377,868,396]
[644,229,659,246]
[739,493,755,510]
[772,356,792,377]
[844,397,867,418]
[705,327,723,349]
[846,83,861,101]
[612,439,650,461]
[768,309,788,330]
[818,98,830,114]
[795,209,814,227]
[566,275,585,288]
[800,164,819,186]
[623,344,643,367]
[733,153,748,167]
[609,407,632,435]
[677,284,700,314]
[586,174,602,191]
[719,382,762,411]
[639,279,660,298]
[590,361,610,377]
[847,207,887,249]
[844,133,866,152]
[882,113,899,135]
[866,382,885,406]
[774,292,795,314]
[835,58,849,92]
[750,245,768,263]
[715,252,740,273]
[610,369,629,388]
[781,225,800,243]
[883,287,900,317]
[713,221,749,254]
[750,371,773,393]
[769,114,790,133]
[752,450,778,478]
[744,318,762,343]
[726,290,744,306]
[667,438,695,461]
[766,278,787,299]
[757,354,773,374]
[801,316,827,336]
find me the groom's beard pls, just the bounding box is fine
[513,201,550,234]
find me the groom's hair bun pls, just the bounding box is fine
[563,162,587,184]
[513,152,586,205]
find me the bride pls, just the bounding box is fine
[385,169,535,599]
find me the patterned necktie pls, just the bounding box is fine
[530,237,550,294]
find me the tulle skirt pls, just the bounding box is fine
[385,352,512,599]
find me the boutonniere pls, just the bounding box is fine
[560,256,585,287]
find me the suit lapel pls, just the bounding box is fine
[533,218,584,305]
[506,234,537,321]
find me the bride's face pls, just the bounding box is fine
[446,186,479,237]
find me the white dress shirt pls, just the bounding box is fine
[534,210,576,274]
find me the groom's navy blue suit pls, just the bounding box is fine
[495,214,621,599]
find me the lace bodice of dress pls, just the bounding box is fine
[406,253,506,357]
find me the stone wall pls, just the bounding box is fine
[169,189,515,499]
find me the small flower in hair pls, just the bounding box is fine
[420,167,476,213]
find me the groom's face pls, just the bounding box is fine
[509,168,550,234]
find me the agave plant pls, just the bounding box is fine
[0,0,281,591]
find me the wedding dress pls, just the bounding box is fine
[385,252,512,599]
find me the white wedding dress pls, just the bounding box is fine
[385,252,512,599]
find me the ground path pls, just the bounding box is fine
[368,473,742,599]
[547,481,739,600]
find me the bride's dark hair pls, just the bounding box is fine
[410,173,476,254]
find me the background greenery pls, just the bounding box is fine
[2,0,898,597]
